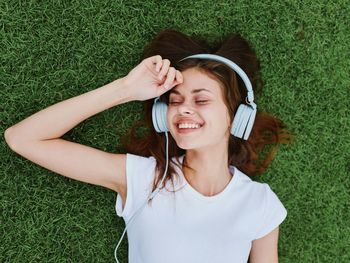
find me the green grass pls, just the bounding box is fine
[1,0,349,262]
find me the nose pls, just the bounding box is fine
[177,101,195,115]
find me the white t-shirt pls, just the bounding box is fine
[116,153,287,263]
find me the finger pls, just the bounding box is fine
[153,55,162,72]
[175,70,183,84]
[163,67,176,90]
[158,59,171,80]
[170,70,183,86]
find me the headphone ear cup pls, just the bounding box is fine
[243,106,256,140]
[152,100,169,133]
[231,104,244,137]
[231,104,256,140]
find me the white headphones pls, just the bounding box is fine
[152,54,257,140]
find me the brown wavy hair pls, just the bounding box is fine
[116,28,293,202]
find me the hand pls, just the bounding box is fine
[121,55,183,101]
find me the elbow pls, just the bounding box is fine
[5,126,43,153]
[4,127,19,151]
[5,127,39,153]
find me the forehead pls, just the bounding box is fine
[169,68,221,96]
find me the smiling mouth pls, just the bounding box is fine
[175,123,204,134]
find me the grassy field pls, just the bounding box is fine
[1,0,349,262]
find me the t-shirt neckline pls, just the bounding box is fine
[174,155,238,202]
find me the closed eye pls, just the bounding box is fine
[169,100,208,105]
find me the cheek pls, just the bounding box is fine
[166,108,175,124]
[209,116,229,138]
[212,107,231,129]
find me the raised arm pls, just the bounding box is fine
[4,55,182,197]
[4,78,132,193]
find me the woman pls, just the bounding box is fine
[5,29,292,263]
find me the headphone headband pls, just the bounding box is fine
[179,54,255,105]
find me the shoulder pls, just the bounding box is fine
[233,167,285,207]
[124,153,158,189]
[234,167,268,196]
[234,167,288,240]
[115,154,158,219]
[125,153,157,174]
[126,153,157,166]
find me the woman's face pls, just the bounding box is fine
[167,67,231,150]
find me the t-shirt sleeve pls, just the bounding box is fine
[115,153,157,222]
[253,183,287,240]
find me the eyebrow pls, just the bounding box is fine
[169,88,212,95]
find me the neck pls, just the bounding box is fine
[182,148,233,197]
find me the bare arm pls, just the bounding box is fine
[4,78,131,193]
[4,78,131,145]
[4,55,182,194]
[249,227,280,263]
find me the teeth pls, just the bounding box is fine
[178,123,201,129]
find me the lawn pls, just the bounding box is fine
[1,0,349,262]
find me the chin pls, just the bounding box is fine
[175,140,204,150]
[172,138,191,149]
